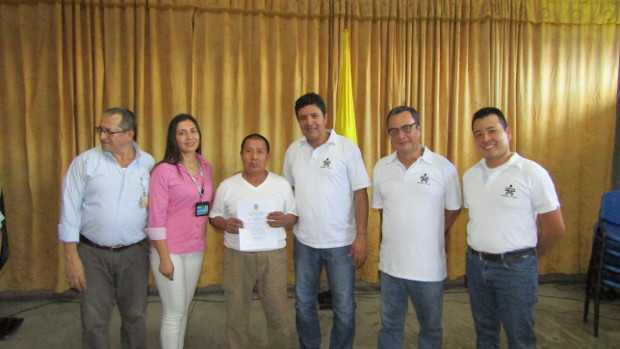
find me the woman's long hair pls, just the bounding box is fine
[161,113,202,165]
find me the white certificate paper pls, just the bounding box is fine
[237,200,283,251]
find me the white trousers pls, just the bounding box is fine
[150,248,204,349]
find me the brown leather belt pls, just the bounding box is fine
[80,235,146,252]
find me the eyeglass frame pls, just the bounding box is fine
[94,126,129,136]
[387,122,418,137]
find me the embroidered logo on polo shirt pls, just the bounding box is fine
[321,158,332,169]
[501,184,517,198]
[254,203,259,210]
[417,173,430,185]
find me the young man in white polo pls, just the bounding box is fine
[464,107,565,349]
[373,106,461,349]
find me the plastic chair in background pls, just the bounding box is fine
[583,190,620,337]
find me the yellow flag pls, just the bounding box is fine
[335,31,358,144]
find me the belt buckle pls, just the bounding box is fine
[479,251,503,262]
[109,244,124,250]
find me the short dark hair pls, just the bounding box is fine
[386,106,420,127]
[103,107,137,140]
[472,107,508,130]
[240,133,270,154]
[162,114,202,165]
[294,92,326,116]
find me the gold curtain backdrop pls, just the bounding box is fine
[0,0,618,292]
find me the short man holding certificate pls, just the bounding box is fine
[210,133,297,349]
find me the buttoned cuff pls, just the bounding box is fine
[58,224,80,243]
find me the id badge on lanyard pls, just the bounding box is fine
[190,166,209,217]
[195,201,209,216]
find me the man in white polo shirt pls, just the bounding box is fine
[283,92,369,349]
[463,107,565,349]
[373,106,461,349]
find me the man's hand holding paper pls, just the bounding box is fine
[237,200,286,251]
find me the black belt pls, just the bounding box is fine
[469,247,536,262]
[80,235,146,252]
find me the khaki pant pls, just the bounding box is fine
[223,247,290,349]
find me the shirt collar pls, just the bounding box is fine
[387,146,433,165]
[386,152,399,164]
[176,153,209,174]
[301,129,337,147]
[420,147,433,164]
[478,152,523,172]
[326,129,338,144]
[99,142,143,165]
[196,153,209,168]
[132,142,144,163]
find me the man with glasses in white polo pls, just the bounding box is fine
[58,107,155,349]
[373,106,461,349]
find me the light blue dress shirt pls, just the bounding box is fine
[58,144,155,246]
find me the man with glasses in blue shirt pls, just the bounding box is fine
[58,107,155,349]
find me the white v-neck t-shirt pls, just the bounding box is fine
[210,172,297,251]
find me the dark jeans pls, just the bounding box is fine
[78,240,149,349]
[466,249,538,349]
[294,239,355,349]
[378,272,444,349]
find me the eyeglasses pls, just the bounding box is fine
[95,126,128,136]
[387,122,417,137]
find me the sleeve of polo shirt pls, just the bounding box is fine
[147,165,169,240]
[346,146,370,191]
[282,146,295,187]
[283,181,297,216]
[58,155,87,243]
[209,181,228,219]
[462,171,471,209]
[530,164,560,214]
[371,164,383,209]
[444,164,462,211]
